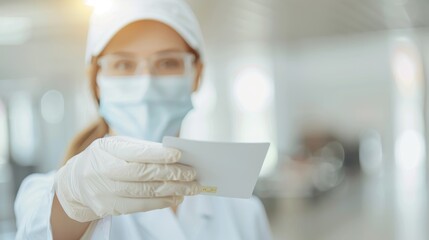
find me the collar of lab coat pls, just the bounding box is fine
[191,195,214,218]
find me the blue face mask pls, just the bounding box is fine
[97,75,194,142]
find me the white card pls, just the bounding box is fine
[162,137,270,198]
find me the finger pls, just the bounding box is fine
[93,136,181,163]
[110,196,184,215]
[104,162,197,182]
[112,181,202,198]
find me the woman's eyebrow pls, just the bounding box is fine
[156,48,188,54]
[107,51,135,56]
[105,49,189,57]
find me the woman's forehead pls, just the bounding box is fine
[102,20,191,56]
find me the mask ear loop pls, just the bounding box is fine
[183,54,197,97]
[183,54,196,79]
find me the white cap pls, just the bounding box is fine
[85,0,205,64]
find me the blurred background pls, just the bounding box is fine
[1,0,429,239]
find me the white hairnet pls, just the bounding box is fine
[85,0,204,64]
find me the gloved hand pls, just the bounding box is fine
[54,136,201,222]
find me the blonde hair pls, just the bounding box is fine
[62,57,109,165]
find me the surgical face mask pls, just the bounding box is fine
[97,74,194,142]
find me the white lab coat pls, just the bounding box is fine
[14,172,272,240]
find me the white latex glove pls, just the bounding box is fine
[54,136,201,222]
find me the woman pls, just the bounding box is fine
[14,0,272,239]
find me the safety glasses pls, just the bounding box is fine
[97,51,196,77]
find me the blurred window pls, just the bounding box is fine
[9,92,35,166]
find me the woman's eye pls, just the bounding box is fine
[158,59,182,69]
[113,60,136,71]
